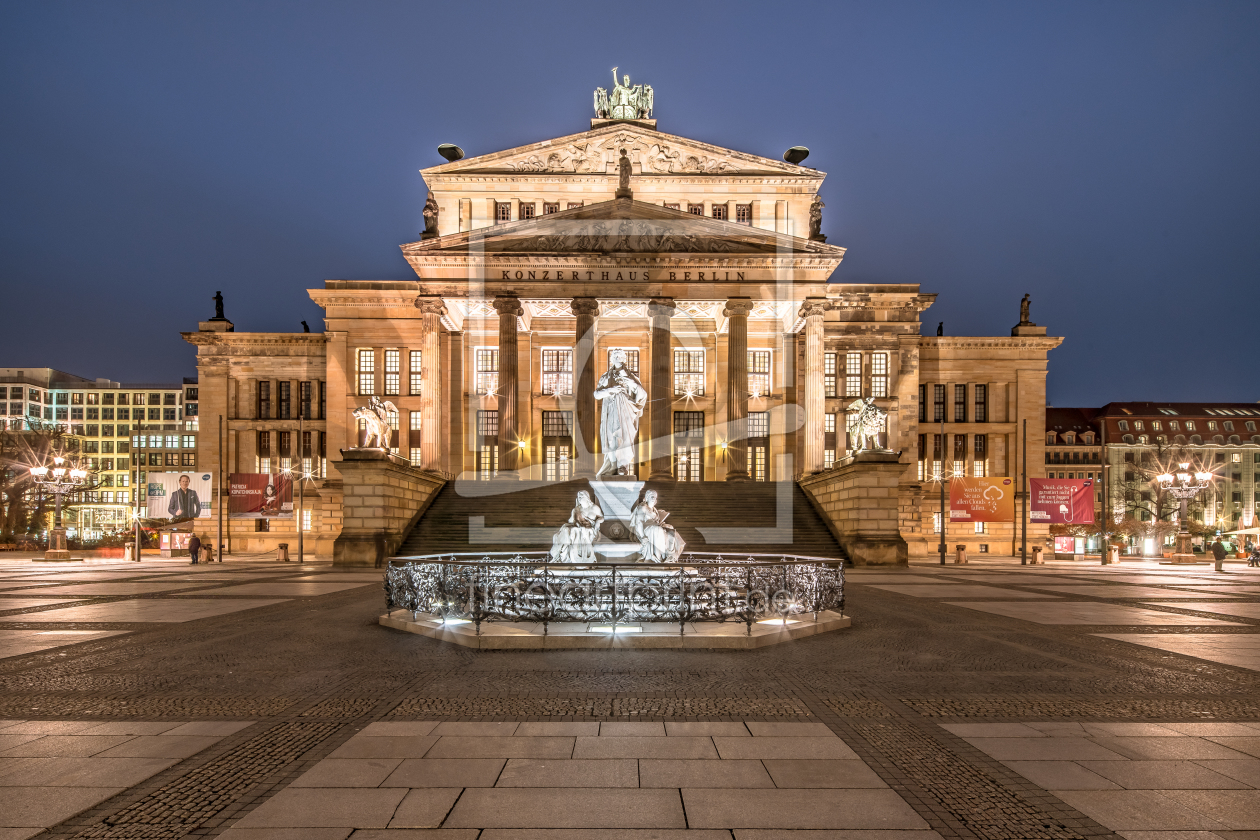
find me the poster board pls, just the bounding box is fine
[1030,478,1096,524]
[145,472,213,519]
[228,473,293,519]
[948,476,1015,522]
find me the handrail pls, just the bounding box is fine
[388,551,843,565]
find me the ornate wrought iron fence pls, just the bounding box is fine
[383,552,844,636]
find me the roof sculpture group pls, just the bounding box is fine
[594,68,654,121]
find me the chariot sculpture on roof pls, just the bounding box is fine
[594,68,653,121]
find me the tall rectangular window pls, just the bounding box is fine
[408,410,422,465]
[277,381,291,419]
[932,433,942,480]
[711,203,728,220]
[257,430,271,474]
[257,381,271,419]
[748,350,771,397]
[299,381,312,420]
[954,384,967,423]
[843,352,862,397]
[357,349,375,396]
[542,410,573,482]
[608,349,639,374]
[476,410,498,480]
[409,350,423,395]
[748,411,769,481]
[823,352,837,398]
[953,433,966,478]
[933,384,946,423]
[384,349,400,396]
[673,349,705,396]
[870,353,888,398]
[918,384,927,422]
[736,203,752,224]
[542,349,573,395]
[917,433,926,480]
[974,384,988,423]
[973,434,988,477]
[475,349,499,395]
[673,411,704,482]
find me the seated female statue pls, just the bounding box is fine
[549,490,604,563]
[630,489,686,563]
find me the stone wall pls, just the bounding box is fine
[799,451,908,566]
[333,449,446,567]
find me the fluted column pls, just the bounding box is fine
[571,297,600,477]
[648,297,676,480]
[724,298,752,482]
[801,298,827,473]
[493,295,523,479]
[415,296,446,472]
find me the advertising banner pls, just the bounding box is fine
[228,473,293,519]
[1030,478,1096,524]
[948,476,1015,523]
[145,472,213,519]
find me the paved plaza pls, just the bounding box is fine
[1,557,1259,838]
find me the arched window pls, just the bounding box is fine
[1174,435,1186,445]
[1138,435,1149,444]
[1190,435,1202,445]
[1122,434,1135,444]
[1228,435,1240,445]
[1214,435,1225,445]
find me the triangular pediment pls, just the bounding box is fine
[403,199,845,257]
[421,122,819,178]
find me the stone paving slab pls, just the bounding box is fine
[1096,633,1260,671]
[0,598,287,623]
[947,601,1245,624]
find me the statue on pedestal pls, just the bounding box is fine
[594,349,647,477]
[549,490,605,563]
[1019,293,1033,325]
[597,68,653,120]
[846,397,889,453]
[422,194,439,236]
[351,395,398,450]
[808,196,826,242]
[630,490,685,563]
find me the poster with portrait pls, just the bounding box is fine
[145,472,213,519]
[228,473,293,519]
[948,476,1016,522]
[1030,478,1096,524]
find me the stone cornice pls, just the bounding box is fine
[920,336,1064,350]
[182,332,329,348]
[309,290,420,310]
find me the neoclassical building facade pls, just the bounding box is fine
[186,109,1060,562]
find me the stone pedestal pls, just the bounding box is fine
[1168,530,1202,564]
[798,451,908,566]
[333,449,446,567]
[42,528,72,561]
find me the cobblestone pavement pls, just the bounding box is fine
[0,556,1258,838]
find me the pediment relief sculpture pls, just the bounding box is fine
[495,221,752,254]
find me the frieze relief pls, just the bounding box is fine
[495,220,761,254]
[487,132,747,175]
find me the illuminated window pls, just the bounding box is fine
[845,352,862,397]
[384,349,400,396]
[542,349,573,396]
[673,411,704,482]
[824,353,837,397]
[974,522,986,534]
[673,350,705,396]
[973,434,988,477]
[748,350,771,397]
[871,353,888,398]
[608,348,639,374]
[357,349,375,396]
[824,413,836,434]
[542,411,573,482]
[409,350,422,396]
[475,349,499,395]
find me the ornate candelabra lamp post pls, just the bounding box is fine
[1157,462,1213,565]
[29,456,90,561]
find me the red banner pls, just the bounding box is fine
[1030,478,1095,524]
[228,473,293,519]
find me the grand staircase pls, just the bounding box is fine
[396,478,846,561]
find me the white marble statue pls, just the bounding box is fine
[352,396,397,449]
[594,349,647,477]
[549,490,605,563]
[630,489,685,563]
[846,397,888,452]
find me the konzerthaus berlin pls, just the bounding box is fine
[185,81,1061,565]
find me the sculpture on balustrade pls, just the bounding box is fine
[549,490,605,563]
[351,395,398,450]
[630,489,686,563]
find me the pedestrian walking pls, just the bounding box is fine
[188,533,201,565]
[1211,538,1227,573]
[1249,546,1260,567]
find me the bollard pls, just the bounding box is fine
[954,544,967,564]
[277,543,290,562]
[1031,546,1044,565]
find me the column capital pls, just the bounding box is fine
[799,298,829,320]
[723,298,753,318]
[570,297,600,317]
[492,295,523,317]
[648,297,676,319]
[414,295,447,316]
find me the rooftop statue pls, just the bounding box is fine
[595,68,653,120]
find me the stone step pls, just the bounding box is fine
[397,478,846,561]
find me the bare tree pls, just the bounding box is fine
[1116,437,1215,523]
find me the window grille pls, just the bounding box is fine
[673,349,705,396]
[823,353,837,397]
[384,349,400,395]
[357,349,375,395]
[844,353,861,397]
[541,349,573,395]
[475,349,499,395]
[748,350,771,397]
[870,353,888,398]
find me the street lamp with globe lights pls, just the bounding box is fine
[1157,462,1214,566]
[29,455,91,561]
